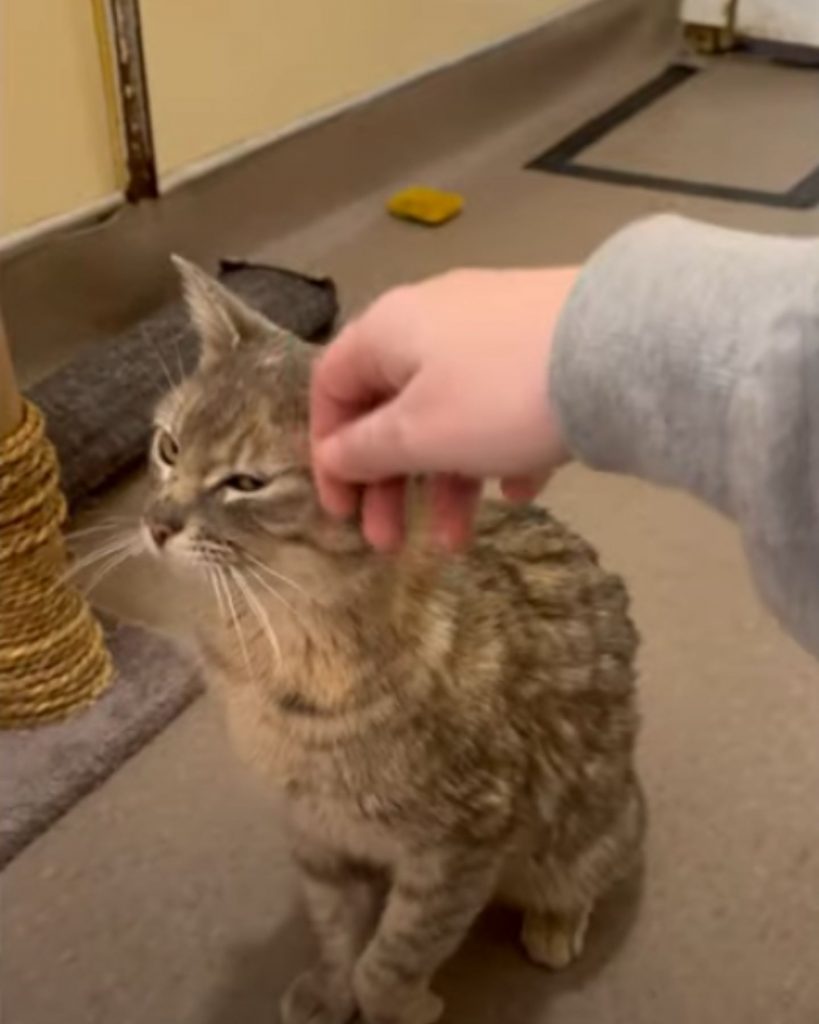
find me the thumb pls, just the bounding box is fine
[317,397,421,483]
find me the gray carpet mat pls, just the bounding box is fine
[0,620,201,868]
[1,263,336,866]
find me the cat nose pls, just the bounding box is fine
[149,520,179,548]
[146,505,185,548]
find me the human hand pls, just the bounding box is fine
[310,267,577,550]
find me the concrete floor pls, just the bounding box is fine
[5,38,819,1024]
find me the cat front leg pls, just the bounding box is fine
[281,846,382,1024]
[354,847,499,1024]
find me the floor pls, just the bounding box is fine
[5,31,819,1024]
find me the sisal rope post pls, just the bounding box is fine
[0,312,112,728]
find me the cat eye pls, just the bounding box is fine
[221,474,268,493]
[155,429,179,466]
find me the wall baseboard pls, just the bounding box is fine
[0,195,122,258]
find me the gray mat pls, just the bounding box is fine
[0,621,202,868]
[26,262,337,510]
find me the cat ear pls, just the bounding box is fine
[171,255,276,361]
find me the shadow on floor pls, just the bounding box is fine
[203,870,643,1024]
[438,871,644,1022]
[203,911,316,1024]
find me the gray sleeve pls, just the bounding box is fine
[551,214,819,656]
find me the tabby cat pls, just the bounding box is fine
[143,259,644,1024]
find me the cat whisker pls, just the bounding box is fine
[171,332,187,384]
[61,532,139,583]
[220,568,254,682]
[239,550,311,602]
[64,522,138,546]
[194,543,233,565]
[206,566,228,619]
[245,566,299,621]
[149,337,179,391]
[232,568,282,670]
[212,565,233,611]
[79,538,142,597]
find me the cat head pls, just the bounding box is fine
[142,258,358,583]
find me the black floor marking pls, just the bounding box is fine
[527,63,819,210]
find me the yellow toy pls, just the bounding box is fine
[387,186,464,226]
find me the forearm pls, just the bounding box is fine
[551,215,819,653]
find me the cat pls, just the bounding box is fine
[143,258,645,1024]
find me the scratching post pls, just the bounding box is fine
[0,313,111,728]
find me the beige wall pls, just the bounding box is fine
[141,0,570,176]
[1,0,118,236]
[2,0,571,237]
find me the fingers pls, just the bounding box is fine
[311,311,418,517]
[360,475,481,553]
[361,478,407,552]
[311,303,420,442]
[316,395,425,486]
[428,475,482,551]
[310,355,359,518]
[313,448,358,521]
[332,473,544,556]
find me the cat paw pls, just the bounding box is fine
[521,908,589,971]
[356,982,443,1024]
[280,968,356,1024]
